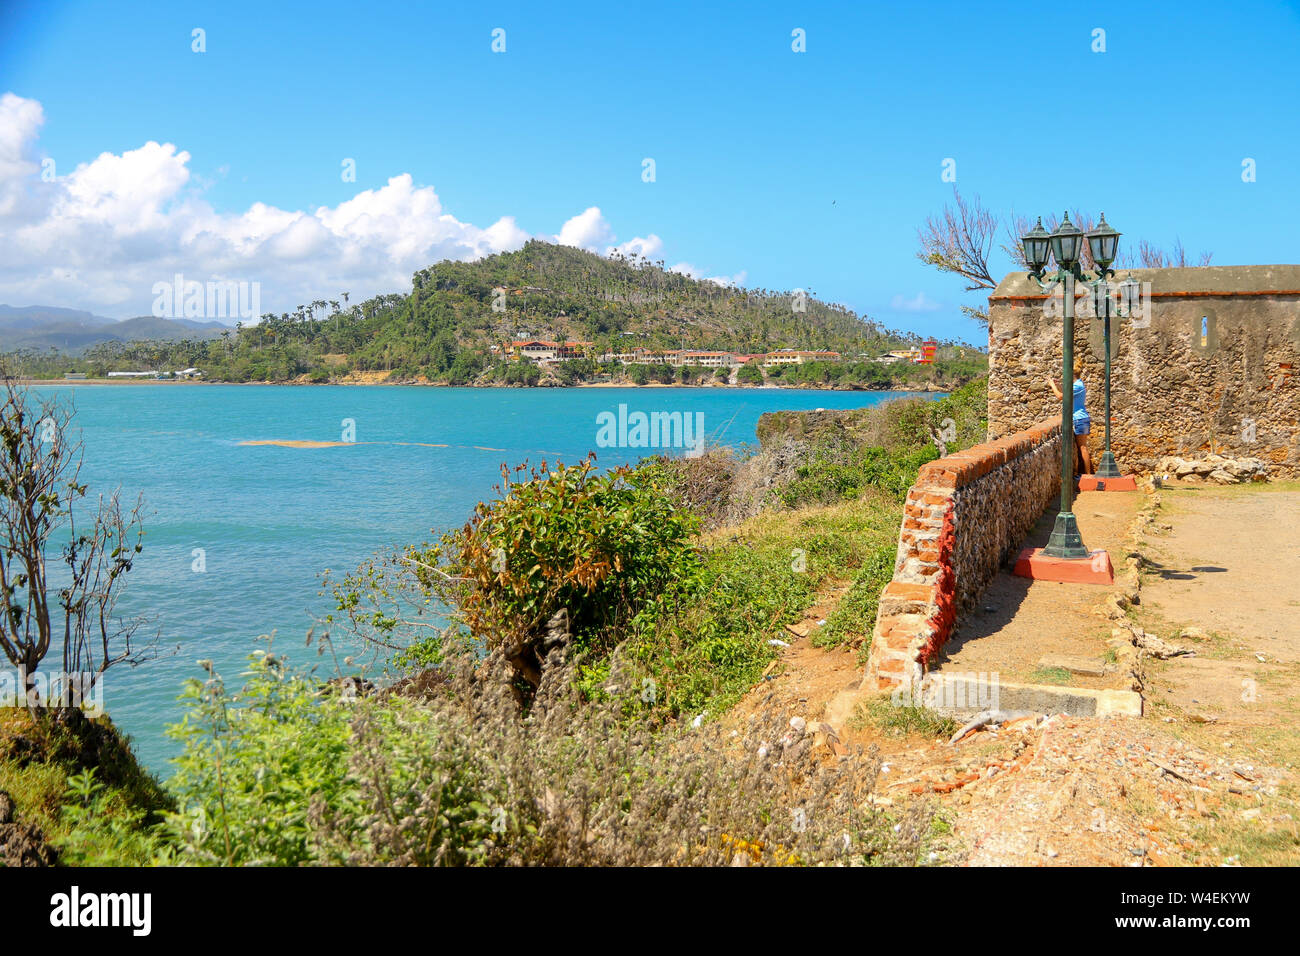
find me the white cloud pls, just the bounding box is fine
[890,292,942,313]
[0,94,658,319]
[670,262,747,288]
[554,206,614,252]
[606,233,663,261]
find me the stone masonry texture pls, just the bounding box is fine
[987,264,1300,477]
[862,418,1062,691]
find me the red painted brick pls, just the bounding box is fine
[882,581,935,602]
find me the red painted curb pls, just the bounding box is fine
[1013,547,1115,584]
[1078,475,1138,492]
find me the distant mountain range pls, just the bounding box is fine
[0,305,230,354]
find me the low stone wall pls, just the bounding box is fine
[862,419,1062,690]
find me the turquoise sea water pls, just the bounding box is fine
[28,384,934,771]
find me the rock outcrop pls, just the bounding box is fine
[1155,455,1269,484]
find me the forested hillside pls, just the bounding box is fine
[9,241,983,386]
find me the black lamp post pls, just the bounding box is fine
[1086,214,1122,478]
[1021,211,1121,560]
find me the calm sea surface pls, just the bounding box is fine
[28,384,935,770]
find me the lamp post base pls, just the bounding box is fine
[1095,451,1122,478]
[1013,546,1114,584]
[1043,511,1090,560]
[1078,474,1138,492]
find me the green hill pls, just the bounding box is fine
[9,241,984,387]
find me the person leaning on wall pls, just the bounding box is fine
[1046,356,1093,477]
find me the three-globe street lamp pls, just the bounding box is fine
[1087,214,1122,478]
[1021,211,1123,560]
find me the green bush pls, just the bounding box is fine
[774,443,937,508]
[414,456,701,693]
[163,649,930,867]
[58,767,169,866]
[0,707,173,866]
[553,358,597,385]
[501,362,541,386]
[164,648,356,865]
[818,544,898,651]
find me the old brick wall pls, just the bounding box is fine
[988,265,1300,477]
[862,419,1061,691]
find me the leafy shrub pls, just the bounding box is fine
[165,647,932,867]
[0,706,172,866]
[164,647,356,865]
[553,358,597,385]
[501,362,541,386]
[414,456,700,693]
[773,443,936,508]
[58,768,168,866]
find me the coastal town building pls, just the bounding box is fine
[507,340,592,362]
[596,348,850,368]
[760,350,842,367]
[680,350,740,368]
[597,348,753,368]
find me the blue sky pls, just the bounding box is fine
[1,0,1298,342]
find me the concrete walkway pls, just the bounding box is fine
[931,489,1143,692]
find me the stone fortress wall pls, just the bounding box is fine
[987,265,1300,478]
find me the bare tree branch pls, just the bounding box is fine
[0,371,157,709]
[921,195,1215,331]
[916,189,999,293]
[1135,238,1213,268]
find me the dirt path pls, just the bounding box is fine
[949,483,1300,865]
[1140,484,1300,648]
[1135,485,1300,723]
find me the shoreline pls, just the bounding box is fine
[19,377,958,392]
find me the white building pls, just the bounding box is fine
[509,340,591,362]
[761,350,842,367]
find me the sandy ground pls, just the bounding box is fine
[1139,484,1300,648]
[1134,485,1300,804]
